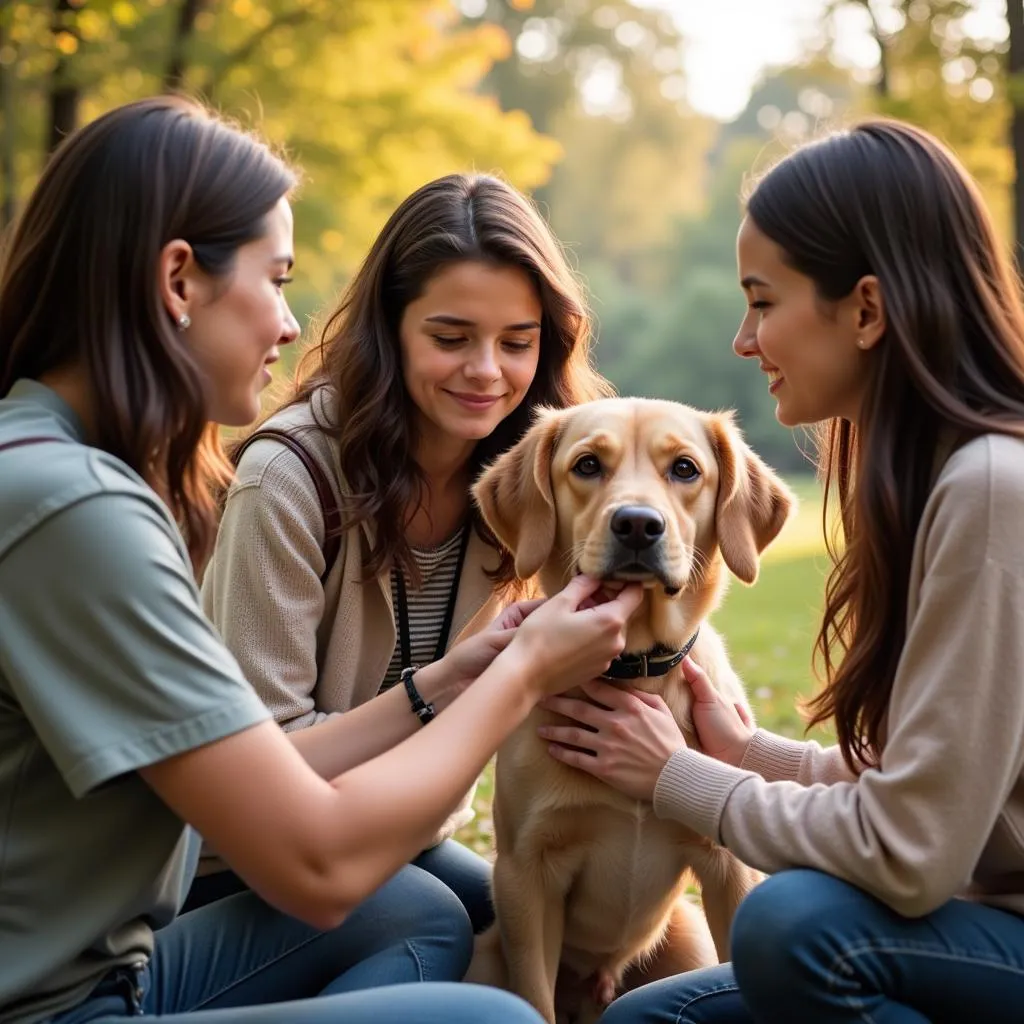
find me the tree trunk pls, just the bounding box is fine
[858,0,891,99]
[164,0,206,92]
[45,0,79,156]
[1008,0,1024,259]
[0,2,16,229]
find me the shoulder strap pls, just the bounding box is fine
[230,428,342,582]
[0,436,68,454]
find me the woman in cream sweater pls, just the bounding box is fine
[544,120,1024,1023]
[190,173,612,926]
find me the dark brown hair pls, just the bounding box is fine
[279,172,612,585]
[0,95,296,571]
[746,119,1024,770]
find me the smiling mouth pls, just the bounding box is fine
[447,391,504,407]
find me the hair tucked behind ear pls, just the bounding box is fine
[264,173,612,587]
[746,119,1024,771]
[0,96,296,572]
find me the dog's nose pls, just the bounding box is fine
[610,505,666,551]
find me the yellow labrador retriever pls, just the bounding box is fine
[465,397,794,1024]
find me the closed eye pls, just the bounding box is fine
[503,339,534,353]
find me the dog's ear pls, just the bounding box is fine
[473,408,564,580]
[706,413,795,585]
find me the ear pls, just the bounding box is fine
[472,408,564,580]
[157,239,203,327]
[849,274,885,351]
[706,413,795,585]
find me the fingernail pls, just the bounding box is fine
[537,726,550,738]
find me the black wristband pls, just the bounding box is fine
[400,666,436,725]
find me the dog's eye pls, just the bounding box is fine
[671,457,700,481]
[572,454,602,478]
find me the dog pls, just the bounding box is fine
[465,397,794,1024]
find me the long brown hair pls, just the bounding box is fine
[280,172,612,584]
[0,96,296,572]
[746,120,1024,770]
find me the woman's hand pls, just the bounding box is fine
[426,598,548,710]
[537,677,686,801]
[682,657,755,767]
[508,575,644,698]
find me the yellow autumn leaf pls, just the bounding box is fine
[110,2,138,28]
[54,31,78,55]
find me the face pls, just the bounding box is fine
[734,216,871,427]
[473,397,793,653]
[399,260,542,457]
[176,196,300,426]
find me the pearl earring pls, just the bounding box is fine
[857,337,866,348]
[177,313,191,331]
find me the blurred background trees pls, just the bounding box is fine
[1,0,1020,471]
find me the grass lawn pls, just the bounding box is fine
[456,474,836,856]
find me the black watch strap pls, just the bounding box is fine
[400,666,436,725]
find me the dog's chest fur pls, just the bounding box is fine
[491,656,712,950]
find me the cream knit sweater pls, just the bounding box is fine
[655,433,1024,919]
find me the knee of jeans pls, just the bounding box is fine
[417,872,475,968]
[731,869,838,981]
[458,985,547,1023]
[596,986,645,1024]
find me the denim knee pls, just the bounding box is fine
[368,865,475,981]
[732,871,831,971]
[406,870,475,975]
[451,984,546,1023]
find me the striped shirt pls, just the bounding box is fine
[380,526,466,691]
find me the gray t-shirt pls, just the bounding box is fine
[0,380,270,1024]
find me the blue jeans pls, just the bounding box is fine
[182,840,494,933]
[54,862,538,1023]
[599,869,1024,1023]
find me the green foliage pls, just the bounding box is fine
[0,0,561,303]
[821,0,1013,237]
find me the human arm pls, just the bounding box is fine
[679,655,857,785]
[141,574,641,928]
[651,447,1024,917]
[3,489,640,929]
[539,655,854,797]
[285,598,544,778]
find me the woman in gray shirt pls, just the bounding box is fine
[0,95,641,1024]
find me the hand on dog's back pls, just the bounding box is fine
[508,574,643,699]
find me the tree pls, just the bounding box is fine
[1008,0,1024,255]
[461,0,713,288]
[820,0,1013,241]
[0,0,560,305]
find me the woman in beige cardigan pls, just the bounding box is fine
[545,121,1024,1023]
[189,173,612,927]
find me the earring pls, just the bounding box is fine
[856,337,866,348]
[177,313,191,331]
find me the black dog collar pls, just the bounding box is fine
[601,629,700,681]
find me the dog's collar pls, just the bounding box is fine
[601,629,700,681]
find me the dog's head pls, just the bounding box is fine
[473,397,794,651]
